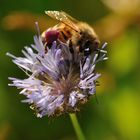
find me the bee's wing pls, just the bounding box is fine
[45,11,80,33]
[60,11,79,23]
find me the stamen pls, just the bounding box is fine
[35,22,41,36]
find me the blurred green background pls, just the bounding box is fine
[0,0,140,140]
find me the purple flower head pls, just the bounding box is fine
[7,25,108,117]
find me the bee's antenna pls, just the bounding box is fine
[35,22,41,36]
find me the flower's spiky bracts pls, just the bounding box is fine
[7,28,107,117]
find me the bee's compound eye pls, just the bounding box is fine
[93,40,100,51]
[95,40,99,46]
[94,39,100,46]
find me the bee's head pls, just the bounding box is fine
[77,22,100,56]
[78,32,100,56]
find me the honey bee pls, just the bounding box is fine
[42,11,100,55]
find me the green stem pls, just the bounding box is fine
[69,113,86,140]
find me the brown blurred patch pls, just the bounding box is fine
[94,14,130,41]
[102,0,140,15]
[94,13,140,41]
[0,122,11,140]
[1,11,57,32]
